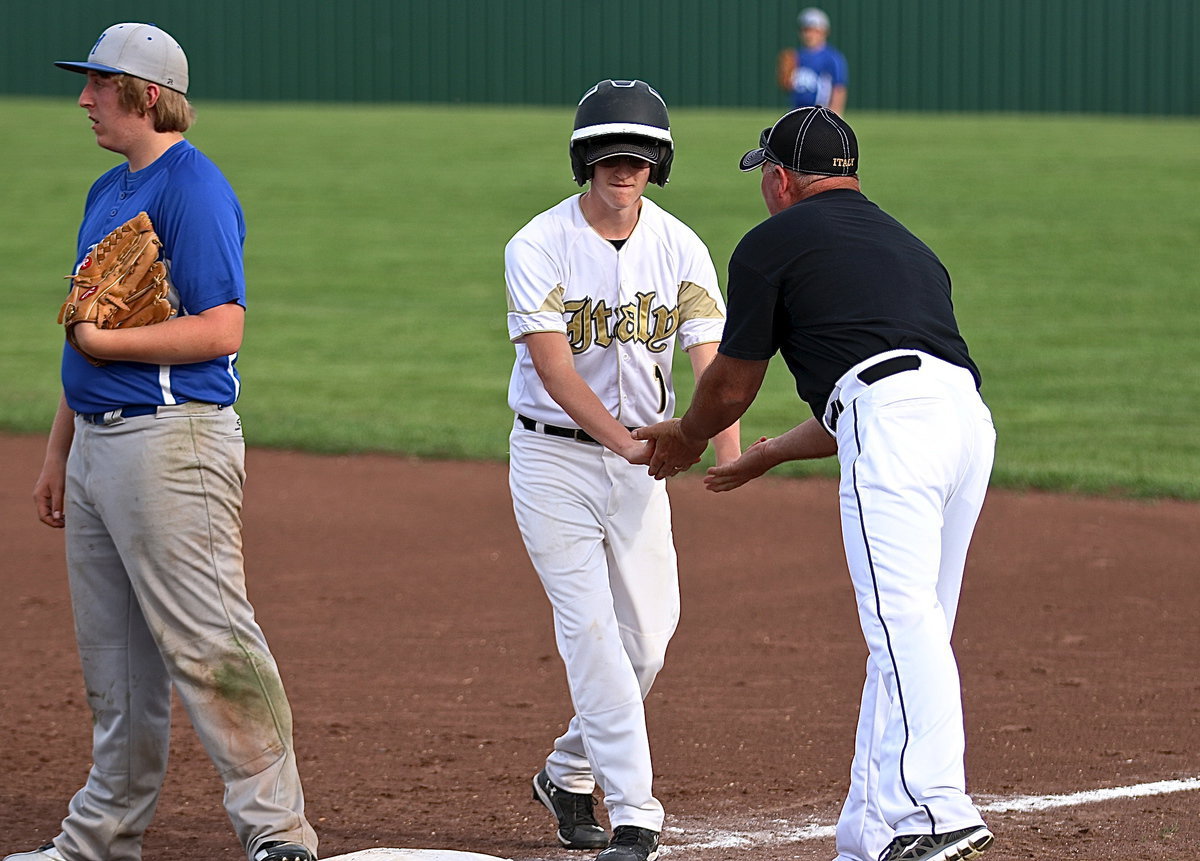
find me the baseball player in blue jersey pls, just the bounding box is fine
[507,80,740,861]
[636,108,995,861]
[14,23,316,861]
[778,7,849,114]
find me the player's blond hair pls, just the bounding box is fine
[115,74,196,133]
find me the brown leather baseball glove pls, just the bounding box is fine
[58,211,176,366]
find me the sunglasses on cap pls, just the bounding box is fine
[757,126,785,168]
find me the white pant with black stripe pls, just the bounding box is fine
[509,424,678,832]
[830,352,996,861]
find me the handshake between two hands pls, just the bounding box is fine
[630,420,774,493]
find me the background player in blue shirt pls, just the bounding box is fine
[778,7,849,114]
[16,22,317,861]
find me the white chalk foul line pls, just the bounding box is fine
[979,775,1200,814]
[657,776,1200,854]
[661,821,836,852]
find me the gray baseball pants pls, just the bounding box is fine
[53,402,316,861]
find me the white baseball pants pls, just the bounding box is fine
[509,425,679,832]
[56,402,316,861]
[829,352,996,861]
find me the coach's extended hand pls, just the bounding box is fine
[633,419,708,480]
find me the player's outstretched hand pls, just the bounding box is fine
[704,436,777,493]
[633,419,705,480]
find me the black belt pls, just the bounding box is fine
[857,353,921,385]
[77,405,159,425]
[827,355,922,432]
[518,415,637,445]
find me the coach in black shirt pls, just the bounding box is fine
[636,108,998,861]
[722,147,980,420]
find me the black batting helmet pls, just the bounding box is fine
[570,79,674,187]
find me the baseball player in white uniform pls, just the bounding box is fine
[636,107,996,861]
[506,80,740,861]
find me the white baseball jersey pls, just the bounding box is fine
[505,194,726,428]
[506,192,724,834]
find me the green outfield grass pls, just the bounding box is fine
[2,97,1197,498]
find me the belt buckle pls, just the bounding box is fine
[80,408,125,426]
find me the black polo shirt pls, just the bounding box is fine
[719,188,981,418]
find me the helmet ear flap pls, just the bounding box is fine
[570,144,591,186]
[649,144,674,186]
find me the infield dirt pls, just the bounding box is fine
[2,435,1196,859]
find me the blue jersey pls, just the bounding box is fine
[788,44,849,108]
[62,140,246,414]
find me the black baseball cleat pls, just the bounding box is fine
[253,842,316,861]
[531,768,609,849]
[596,825,659,861]
[877,825,994,861]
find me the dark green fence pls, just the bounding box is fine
[3,0,1196,114]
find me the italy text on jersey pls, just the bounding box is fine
[564,292,681,354]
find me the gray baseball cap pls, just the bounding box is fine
[798,7,830,30]
[55,22,189,94]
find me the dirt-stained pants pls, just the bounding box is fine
[54,402,316,861]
